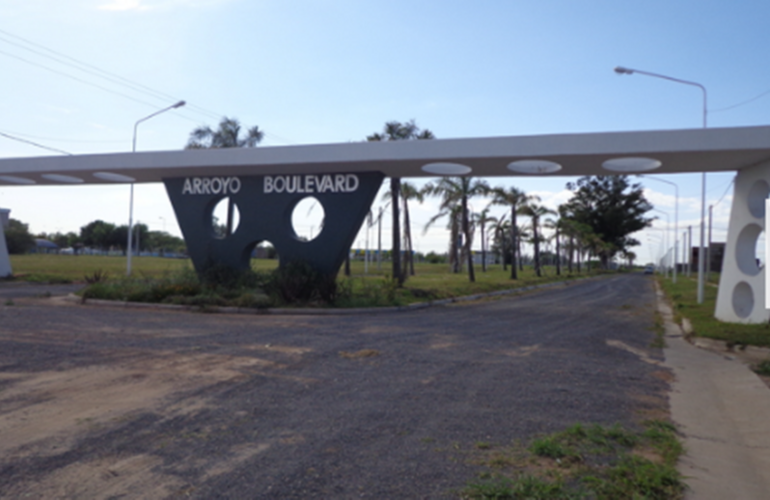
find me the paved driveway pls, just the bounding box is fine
[0,273,668,499]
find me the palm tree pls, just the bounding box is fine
[544,215,563,276]
[491,187,538,280]
[185,117,264,236]
[424,177,489,282]
[186,117,264,149]
[367,120,434,285]
[473,208,497,272]
[382,181,424,278]
[491,215,510,271]
[521,202,556,277]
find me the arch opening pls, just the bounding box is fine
[211,197,240,239]
[291,196,325,242]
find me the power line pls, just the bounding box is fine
[0,131,72,155]
[0,128,125,144]
[711,88,770,113]
[0,28,222,121]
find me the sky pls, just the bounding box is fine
[1,0,769,265]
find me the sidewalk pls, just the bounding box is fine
[658,291,770,499]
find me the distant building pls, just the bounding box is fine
[33,239,59,254]
[690,243,725,273]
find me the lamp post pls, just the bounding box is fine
[640,175,679,282]
[615,66,707,303]
[651,209,671,278]
[128,100,186,275]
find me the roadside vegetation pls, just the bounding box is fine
[8,254,613,309]
[461,420,685,500]
[656,275,770,347]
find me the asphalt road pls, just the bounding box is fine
[0,273,669,499]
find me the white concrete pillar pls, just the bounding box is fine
[0,208,11,278]
[714,162,770,323]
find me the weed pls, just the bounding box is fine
[84,269,109,284]
[530,436,572,459]
[4,299,13,306]
[461,475,579,500]
[650,309,666,348]
[475,441,492,450]
[753,359,770,376]
[465,421,685,500]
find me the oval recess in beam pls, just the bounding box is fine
[421,162,472,175]
[41,174,84,184]
[93,172,136,182]
[0,175,35,184]
[507,160,562,174]
[602,157,662,172]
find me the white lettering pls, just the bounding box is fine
[210,177,222,194]
[320,175,334,193]
[260,174,360,194]
[181,177,242,195]
[346,174,359,192]
[274,176,285,193]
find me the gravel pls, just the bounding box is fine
[0,272,669,499]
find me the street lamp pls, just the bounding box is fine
[639,175,679,283]
[651,208,671,278]
[128,100,186,275]
[615,66,707,303]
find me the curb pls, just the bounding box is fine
[69,275,606,316]
[656,282,770,363]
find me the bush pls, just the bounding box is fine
[266,260,341,304]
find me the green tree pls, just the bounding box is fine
[367,120,434,285]
[185,117,264,149]
[521,202,556,277]
[473,208,497,272]
[424,177,489,282]
[80,220,116,251]
[5,219,35,254]
[565,176,653,268]
[185,117,265,236]
[491,187,537,279]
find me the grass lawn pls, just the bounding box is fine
[8,254,606,306]
[656,274,770,347]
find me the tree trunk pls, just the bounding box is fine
[510,207,518,280]
[481,222,486,272]
[533,217,541,277]
[462,194,475,282]
[344,253,351,276]
[403,196,415,277]
[555,228,561,276]
[390,177,403,286]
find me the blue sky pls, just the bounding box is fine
[1,0,769,263]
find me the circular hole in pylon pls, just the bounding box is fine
[211,197,240,239]
[291,196,324,242]
[732,281,754,319]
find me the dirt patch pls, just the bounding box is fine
[0,348,309,474]
[5,453,186,499]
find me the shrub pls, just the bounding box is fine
[266,260,340,304]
